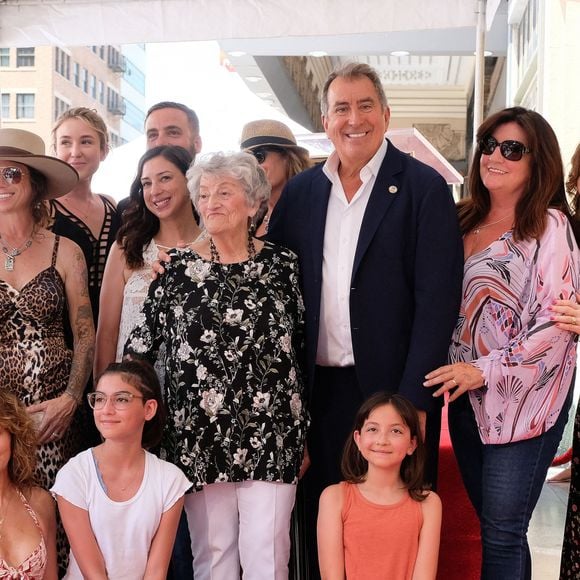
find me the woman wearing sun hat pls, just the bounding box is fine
[0,128,94,494]
[241,119,311,237]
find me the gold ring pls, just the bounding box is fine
[452,378,458,386]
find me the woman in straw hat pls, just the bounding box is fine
[241,119,311,237]
[0,128,94,491]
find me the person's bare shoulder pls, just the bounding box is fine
[420,490,442,516]
[28,486,56,524]
[319,482,345,506]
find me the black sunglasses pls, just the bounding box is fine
[251,147,284,165]
[0,166,29,185]
[479,135,531,161]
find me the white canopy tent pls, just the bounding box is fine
[1,0,503,49]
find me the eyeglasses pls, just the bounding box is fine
[0,167,29,185]
[251,147,283,164]
[87,391,144,410]
[479,136,531,161]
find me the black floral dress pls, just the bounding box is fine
[125,242,308,489]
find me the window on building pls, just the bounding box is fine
[73,63,80,87]
[123,58,146,94]
[99,45,105,60]
[1,48,10,67]
[110,132,120,148]
[1,94,9,119]
[16,93,35,119]
[16,47,35,67]
[98,81,105,105]
[55,48,70,79]
[123,99,146,132]
[90,75,97,99]
[82,68,89,93]
[54,97,69,122]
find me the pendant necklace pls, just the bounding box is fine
[472,214,511,235]
[0,229,35,271]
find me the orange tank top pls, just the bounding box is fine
[341,481,423,580]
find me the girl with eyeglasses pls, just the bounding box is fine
[51,360,191,580]
[424,108,580,580]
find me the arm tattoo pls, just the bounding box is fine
[66,300,95,403]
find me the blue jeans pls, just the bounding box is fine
[448,388,572,580]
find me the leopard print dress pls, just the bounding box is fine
[0,235,77,572]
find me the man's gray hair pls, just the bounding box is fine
[187,151,271,214]
[320,62,389,116]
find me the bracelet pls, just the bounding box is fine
[63,389,82,406]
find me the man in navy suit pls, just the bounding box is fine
[268,62,463,575]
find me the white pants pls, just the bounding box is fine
[184,480,296,580]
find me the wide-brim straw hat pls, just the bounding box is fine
[240,119,309,157]
[0,128,78,199]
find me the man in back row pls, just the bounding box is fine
[268,62,464,575]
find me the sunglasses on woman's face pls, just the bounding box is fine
[251,147,283,165]
[0,166,29,185]
[479,135,531,161]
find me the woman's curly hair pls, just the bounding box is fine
[0,391,37,489]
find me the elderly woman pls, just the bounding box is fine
[0,390,57,579]
[125,151,308,579]
[240,119,311,237]
[424,109,580,580]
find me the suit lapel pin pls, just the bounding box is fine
[388,185,398,194]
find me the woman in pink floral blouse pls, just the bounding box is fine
[424,108,580,580]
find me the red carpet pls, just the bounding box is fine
[437,403,482,580]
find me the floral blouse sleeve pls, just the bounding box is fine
[453,210,579,444]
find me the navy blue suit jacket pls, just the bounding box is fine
[268,140,463,413]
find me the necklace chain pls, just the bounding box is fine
[472,214,511,235]
[209,234,256,264]
[0,229,35,271]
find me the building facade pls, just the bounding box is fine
[0,44,146,149]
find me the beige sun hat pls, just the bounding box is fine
[0,128,78,199]
[240,119,309,157]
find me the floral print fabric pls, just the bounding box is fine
[125,242,308,490]
[449,209,579,444]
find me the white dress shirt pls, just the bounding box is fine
[316,139,388,366]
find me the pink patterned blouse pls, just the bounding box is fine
[450,209,580,444]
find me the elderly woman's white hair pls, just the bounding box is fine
[187,152,271,224]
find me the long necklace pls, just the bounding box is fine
[209,234,256,264]
[0,229,34,271]
[472,214,511,235]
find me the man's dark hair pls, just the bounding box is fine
[145,101,200,135]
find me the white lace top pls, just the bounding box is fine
[116,241,166,386]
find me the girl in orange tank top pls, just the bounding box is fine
[317,392,441,580]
